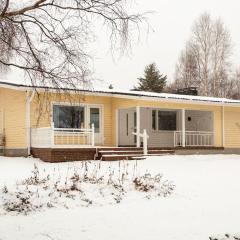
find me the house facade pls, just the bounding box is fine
[0,81,240,161]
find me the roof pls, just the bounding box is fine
[0,80,240,106]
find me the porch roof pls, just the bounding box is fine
[1,80,240,106]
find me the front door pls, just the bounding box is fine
[88,106,103,145]
[118,109,136,146]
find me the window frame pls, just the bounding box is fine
[151,109,177,132]
[51,102,103,134]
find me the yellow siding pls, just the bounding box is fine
[54,135,88,145]
[224,107,240,148]
[0,88,27,149]
[3,86,240,150]
[30,93,113,146]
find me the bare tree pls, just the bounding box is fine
[227,68,240,99]
[0,0,145,89]
[174,13,232,97]
[211,18,232,97]
[191,13,212,96]
[174,41,199,89]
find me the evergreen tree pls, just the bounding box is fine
[134,63,167,93]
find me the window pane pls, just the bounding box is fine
[53,105,85,128]
[152,110,156,130]
[90,108,100,133]
[158,111,176,131]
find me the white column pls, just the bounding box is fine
[143,129,148,155]
[26,91,35,155]
[136,106,140,147]
[115,109,119,147]
[51,121,55,147]
[91,123,95,147]
[181,109,186,147]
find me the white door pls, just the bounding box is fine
[88,106,103,145]
[118,109,136,146]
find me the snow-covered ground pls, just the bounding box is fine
[0,154,240,240]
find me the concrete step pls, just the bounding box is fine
[99,150,144,155]
[99,149,175,155]
[97,147,174,151]
[98,150,174,161]
[101,153,172,161]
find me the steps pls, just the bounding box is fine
[97,147,175,161]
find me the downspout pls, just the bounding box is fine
[26,90,35,156]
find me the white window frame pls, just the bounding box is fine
[51,102,104,138]
[151,109,177,132]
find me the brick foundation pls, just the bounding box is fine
[31,148,96,162]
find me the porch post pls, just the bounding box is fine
[115,109,119,147]
[136,106,140,147]
[51,121,55,147]
[91,123,95,147]
[181,109,186,147]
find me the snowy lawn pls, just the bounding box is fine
[0,154,240,240]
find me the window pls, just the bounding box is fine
[53,105,85,128]
[152,110,176,131]
[90,108,100,133]
[158,111,176,130]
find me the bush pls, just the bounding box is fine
[0,161,175,215]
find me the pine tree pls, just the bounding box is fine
[134,63,167,93]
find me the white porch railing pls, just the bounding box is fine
[132,129,149,155]
[174,131,214,147]
[0,133,4,147]
[31,124,95,148]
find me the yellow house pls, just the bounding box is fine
[0,81,240,162]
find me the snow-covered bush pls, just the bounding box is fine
[133,173,175,198]
[209,234,240,240]
[0,161,175,215]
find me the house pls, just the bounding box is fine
[0,81,240,162]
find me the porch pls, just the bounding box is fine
[30,103,217,162]
[117,107,215,148]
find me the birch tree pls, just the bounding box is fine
[174,41,198,89]
[174,13,232,97]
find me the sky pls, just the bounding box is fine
[91,0,240,90]
[2,0,240,90]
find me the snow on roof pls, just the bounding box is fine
[0,80,240,105]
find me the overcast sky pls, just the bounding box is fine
[92,0,240,90]
[2,0,240,90]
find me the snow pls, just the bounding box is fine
[0,154,240,239]
[1,80,240,105]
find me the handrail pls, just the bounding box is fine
[54,128,93,132]
[132,129,149,155]
[31,124,95,148]
[174,130,214,134]
[174,131,214,147]
[0,133,4,146]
